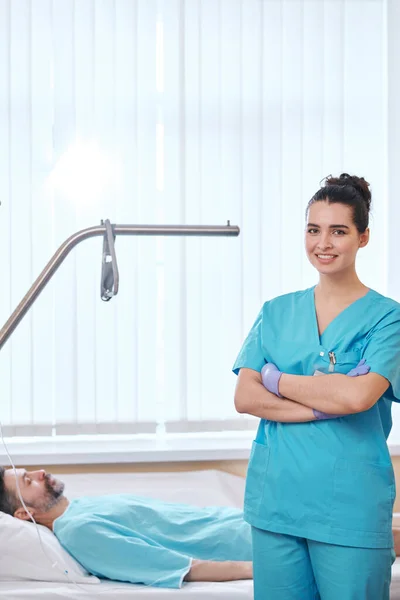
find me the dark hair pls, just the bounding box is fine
[0,466,19,515]
[306,173,372,233]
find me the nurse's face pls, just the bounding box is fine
[305,200,369,275]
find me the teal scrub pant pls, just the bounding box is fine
[251,527,395,600]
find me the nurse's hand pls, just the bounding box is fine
[313,409,341,420]
[346,358,370,377]
[260,363,283,398]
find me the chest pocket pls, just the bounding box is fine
[319,349,362,375]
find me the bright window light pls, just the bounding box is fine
[47,140,121,207]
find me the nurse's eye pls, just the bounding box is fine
[332,229,346,235]
[307,228,319,235]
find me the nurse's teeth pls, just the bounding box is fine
[317,255,336,258]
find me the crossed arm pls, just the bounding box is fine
[279,371,390,414]
[234,368,390,422]
[235,369,316,422]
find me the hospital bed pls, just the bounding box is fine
[1,468,399,599]
[0,470,253,599]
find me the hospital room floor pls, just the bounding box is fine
[0,470,398,600]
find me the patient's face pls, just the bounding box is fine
[4,468,65,513]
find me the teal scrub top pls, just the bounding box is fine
[53,495,252,588]
[233,287,400,549]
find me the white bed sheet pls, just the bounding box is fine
[0,579,252,599]
[391,562,400,600]
[1,469,399,599]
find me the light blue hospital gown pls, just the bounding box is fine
[233,287,400,549]
[53,495,252,588]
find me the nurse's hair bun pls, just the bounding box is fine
[308,173,372,233]
[324,173,371,213]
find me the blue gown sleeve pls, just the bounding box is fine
[232,305,266,375]
[362,308,400,401]
[58,518,192,588]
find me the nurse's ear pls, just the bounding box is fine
[358,228,370,249]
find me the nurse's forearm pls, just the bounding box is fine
[235,380,316,423]
[279,373,359,414]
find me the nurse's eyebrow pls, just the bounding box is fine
[307,223,350,229]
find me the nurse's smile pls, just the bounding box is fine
[315,254,338,264]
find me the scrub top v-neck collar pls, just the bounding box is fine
[310,286,373,347]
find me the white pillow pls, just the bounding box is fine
[0,511,100,584]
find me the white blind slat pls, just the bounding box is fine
[52,0,77,427]
[260,0,283,303]
[114,0,139,424]
[198,0,227,421]
[183,0,202,422]
[162,0,185,425]
[322,1,344,175]
[0,0,12,426]
[386,0,400,447]
[281,1,304,294]
[9,0,33,423]
[136,0,159,424]
[31,0,54,427]
[217,0,248,421]
[343,1,386,292]
[74,0,97,427]
[93,0,118,425]
[240,0,262,330]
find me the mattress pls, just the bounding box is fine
[0,469,399,599]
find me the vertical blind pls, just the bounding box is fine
[0,0,397,439]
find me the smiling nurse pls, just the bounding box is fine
[233,174,400,600]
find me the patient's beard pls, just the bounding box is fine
[36,475,65,512]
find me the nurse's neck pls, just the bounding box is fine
[316,272,369,304]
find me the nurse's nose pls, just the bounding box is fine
[317,232,333,251]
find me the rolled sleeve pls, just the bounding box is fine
[362,309,400,402]
[232,306,267,375]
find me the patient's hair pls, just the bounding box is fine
[0,467,19,515]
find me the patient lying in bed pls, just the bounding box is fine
[1,466,399,589]
[0,467,252,588]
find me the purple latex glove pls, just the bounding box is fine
[346,357,370,377]
[313,358,371,420]
[261,363,283,398]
